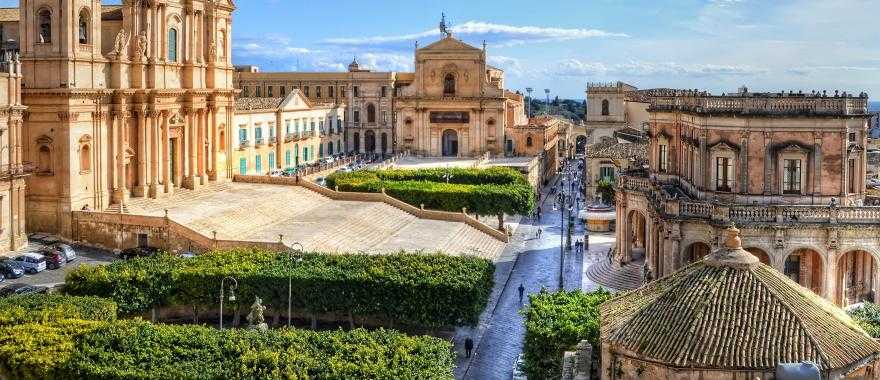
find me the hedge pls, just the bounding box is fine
[0,294,117,326]
[0,320,454,380]
[326,167,535,216]
[521,289,613,380]
[849,302,880,338]
[65,249,495,328]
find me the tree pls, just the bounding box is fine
[597,178,616,205]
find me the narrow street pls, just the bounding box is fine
[456,171,592,380]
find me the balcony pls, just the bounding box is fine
[238,140,250,150]
[254,138,264,147]
[0,163,35,179]
[285,133,295,142]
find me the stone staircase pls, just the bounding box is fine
[104,203,130,214]
[584,258,645,292]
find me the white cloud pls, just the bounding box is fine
[233,35,311,60]
[322,21,626,50]
[550,59,767,78]
[787,65,880,76]
[355,53,413,72]
[487,55,524,76]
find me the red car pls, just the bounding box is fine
[40,250,66,270]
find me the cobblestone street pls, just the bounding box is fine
[455,174,592,380]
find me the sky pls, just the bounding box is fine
[2,0,879,99]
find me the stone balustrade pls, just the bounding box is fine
[648,93,868,116]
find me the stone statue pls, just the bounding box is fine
[113,29,129,56]
[136,31,149,60]
[208,42,217,62]
[246,296,268,331]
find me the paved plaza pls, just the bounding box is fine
[126,182,505,259]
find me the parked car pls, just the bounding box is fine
[52,243,77,263]
[177,251,196,259]
[315,177,327,187]
[41,250,66,270]
[0,284,48,298]
[0,259,24,279]
[268,169,285,177]
[14,253,47,274]
[120,246,161,260]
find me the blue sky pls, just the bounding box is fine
[3,0,879,99]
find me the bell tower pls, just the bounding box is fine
[19,0,103,89]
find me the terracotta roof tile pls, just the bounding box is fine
[235,97,283,111]
[601,243,880,371]
[586,137,647,160]
[0,8,17,22]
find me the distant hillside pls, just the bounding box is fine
[870,101,879,113]
[528,98,585,121]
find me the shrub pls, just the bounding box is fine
[0,294,117,326]
[849,302,880,338]
[326,167,535,216]
[66,250,495,328]
[0,320,455,380]
[521,289,613,380]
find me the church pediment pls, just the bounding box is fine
[419,37,482,53]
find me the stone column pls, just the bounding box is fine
[698,132,708,189]
[161,111,172,194]
[825,250,838,303]
[111,112,125,203]
[198,109,207,185]
[739,131,749,194]
[763,131,773,195]
[840,131,848,198]
[813,131,822,197]
[134,110,148,197]
[148,110,160,198]
[210,106,219,179]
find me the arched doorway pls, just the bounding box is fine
[353,132,360,153]
[838,250,877,306]
[745,247,771,265]
[380,133,388,154]
[442,129,458,157]
[685,242,711,264]
[626,210,647,262]
[365,131,376,153]
[785,249,824,296]
[575,135,587,155]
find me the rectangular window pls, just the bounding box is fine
[599,167,615,181]
[238,127,247,143]
[280,86,286,97]
[381,86,387,97]
[341,86,346,98]
[316,86,322,98]
[285,120,291,135]
[268,86,274,97]
[304,86,310,97]
[329,86,335,98]
[715,157,732,192]
[382,111,387,124]
[285,150,291,166]
[268,153,275,169]
[658,145,668,173]
[295,119,300,132]
[354,111,360,123]
[255,87,262,97]
[849,132,857,142]
[255,155,262,174]
[268,123,275,139]
[255,127,263,140]
[239,158,247,175]
[783,159,802,194]
[848,158,856,193]
[353,86,359,97]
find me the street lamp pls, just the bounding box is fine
[525,87,533,117]
[544,89,551,115]
[556,187,566,290]
[288,242,304,328]
[219,276,238,330]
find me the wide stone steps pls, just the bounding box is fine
[584,259,644,292]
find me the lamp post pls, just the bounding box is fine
[219,276,238,330]
[544,89,551,115]
[556,183,566,290]
[288,242,304,328]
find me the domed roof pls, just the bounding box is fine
[601,227,880,372]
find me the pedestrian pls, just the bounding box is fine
[537,228,543,239]
[585,235,590,250]
[464,337,474,358]
[518,283,525,303]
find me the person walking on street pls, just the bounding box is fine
[518,283,526,304]
[464,337,474,358]
[537,227,543,239]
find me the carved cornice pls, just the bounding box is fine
[92,111,106,121]
[57,112,79,122]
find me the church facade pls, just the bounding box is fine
[394,31,515,157]
[14,0,236,236]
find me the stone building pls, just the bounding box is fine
[505,115,561,183]
[0,53,28,254]
[10,0,236,237]
[600,226,880,380]
[233,90,343,175]
[234,65,404,156]
[583,128,647,202]
[582,81,649,150]
[615,88,879,307]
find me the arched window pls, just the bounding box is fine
[80,144,91,172]
[38,9,52,43]
[444,73,456,95]
[78,9,90,44]
[219,30,227,60]
[526,134,534,147]
[218,127,226,150]
[168,28,179,62]
[367,104,376,123]
[601,99,610,116]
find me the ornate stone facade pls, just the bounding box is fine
[16,0,236,237]
[0,54,28,254]
[615,88,878,307]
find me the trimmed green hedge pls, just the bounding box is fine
[0,294,117,326]
[521,289,613,380]
[0,320,454,380]
[849,302,880,338]
[326,167,535,216]
[65,249,494,328]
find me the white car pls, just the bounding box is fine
[14,253,47,274]
[867,178,880,187]
[268,169,285,177]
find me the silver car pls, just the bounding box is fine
[14,253,47,274]
[52,244,77,262]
